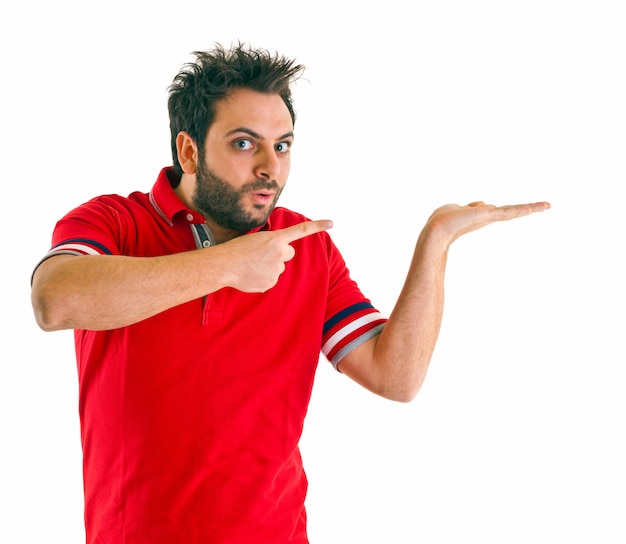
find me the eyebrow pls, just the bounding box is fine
[226,127,294,141]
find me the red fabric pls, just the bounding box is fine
[40,168,386,543]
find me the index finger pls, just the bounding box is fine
[279,219,334,243]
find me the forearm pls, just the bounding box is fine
[31,222,329,332]
[374,227,448,400]
[339,223,450,402]
[31,250,230,331]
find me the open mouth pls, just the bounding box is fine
[250,191,275,204]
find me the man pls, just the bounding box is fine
[31,43,549,543]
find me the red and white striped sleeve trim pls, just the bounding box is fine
[322,302,387,370]
[31,239,112,284]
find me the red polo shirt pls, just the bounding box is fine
[37,167,386,544]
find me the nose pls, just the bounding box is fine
[254,146,281,181]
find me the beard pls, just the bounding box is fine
[192,154,283,233]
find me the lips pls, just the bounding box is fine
[245,180,280,206]
[249,190,275,205]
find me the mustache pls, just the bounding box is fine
[243,179,280,192]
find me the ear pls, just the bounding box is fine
[176,131,198,174]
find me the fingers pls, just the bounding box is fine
[528,201,551,212]
[280,219,334,243]
[464,201,550,219]
[497,201,551,219]
[467,201,550,210]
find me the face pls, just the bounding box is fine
[191,88,294,235]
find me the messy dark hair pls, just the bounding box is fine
[167,42,306,175]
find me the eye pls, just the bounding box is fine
[233,138,254,151]
[275,141,291,154]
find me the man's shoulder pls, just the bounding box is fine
[76,190,150,213]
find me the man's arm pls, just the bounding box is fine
[31,219,333,331]
[336,201,550,402]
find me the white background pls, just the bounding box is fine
[1,0,624,542]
